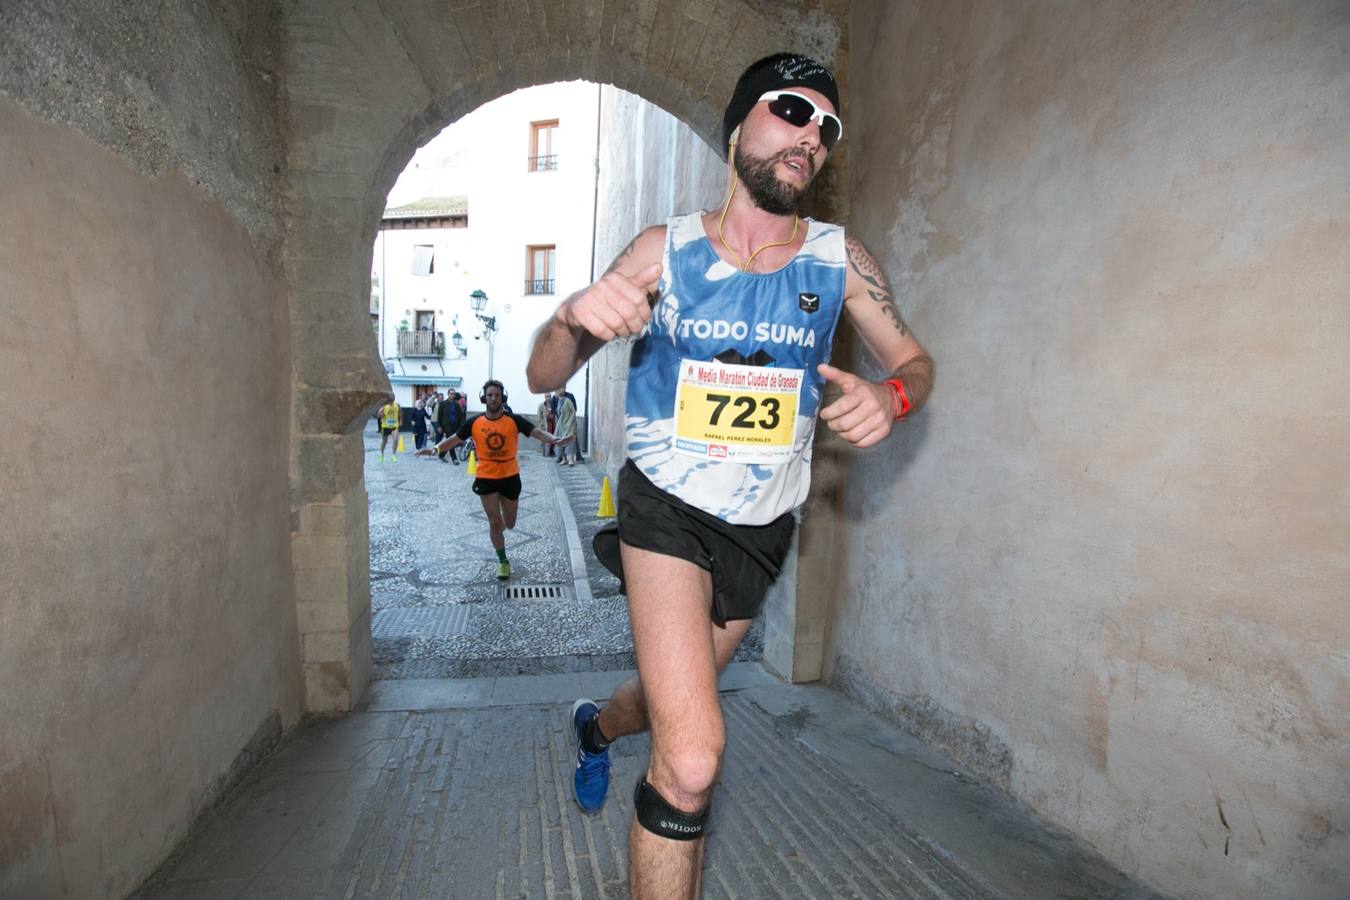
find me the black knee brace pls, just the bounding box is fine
[633,777,709,841]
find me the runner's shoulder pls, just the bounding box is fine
[607,225,666,278]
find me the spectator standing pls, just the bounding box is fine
[562,389,582,461]
[538,395,557,456]
[437,389,466,464]
[427,393,442,443]
[410,398,430,450]
[553,388,577,466]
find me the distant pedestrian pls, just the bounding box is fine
[562,389,582,461]
[538,396,557,456]
[553,388,577,466]
[437,389,466,464]
[410,399,430,450]
[378,398,401,462]
[427,393,442,443]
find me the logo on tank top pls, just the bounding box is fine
[798,292,820,313]
[676,318,817,348]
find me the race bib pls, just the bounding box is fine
[673,359,802,464]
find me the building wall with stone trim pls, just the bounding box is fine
[0,2,299,898]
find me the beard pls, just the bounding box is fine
[733,144,814,215]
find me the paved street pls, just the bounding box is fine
[365,423,761,679]
[132,424,1167,899]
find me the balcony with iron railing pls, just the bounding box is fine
[528,154,557,172]
[397,329,445,357]
[524,279,555,295]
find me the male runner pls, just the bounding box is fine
[417,380,557,580]
[377,398,401,462]
[526,53,934,898]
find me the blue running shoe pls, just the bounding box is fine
[571,698,612,813]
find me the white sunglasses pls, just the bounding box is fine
[757,90,843,150]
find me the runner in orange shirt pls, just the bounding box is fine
[417,380,558,579]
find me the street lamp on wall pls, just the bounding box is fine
[469,289,496,332]
[469,289,497,383]
[451,330,466,357]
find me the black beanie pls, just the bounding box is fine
[721,53,840,157]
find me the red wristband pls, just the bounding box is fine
[884,378,912,420]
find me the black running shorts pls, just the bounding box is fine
[594,461,795,622]
[473,474,522,501]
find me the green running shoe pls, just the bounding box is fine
[496,561,511,580]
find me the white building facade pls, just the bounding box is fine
[372,81,601,424]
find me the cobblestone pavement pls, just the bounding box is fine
[312,694,996,900]
[365,424,761,679]
[129,427,1169,900]
[134,672,1165,900]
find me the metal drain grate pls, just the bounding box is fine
[371,606,471,638]
[502,583,570,601]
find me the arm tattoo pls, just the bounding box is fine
[604,234,640,275]
[846,235,908,335]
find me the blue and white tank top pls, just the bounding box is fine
[624,213,847,525]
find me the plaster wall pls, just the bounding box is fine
[833,3,1350,897]
[0,3,296,898]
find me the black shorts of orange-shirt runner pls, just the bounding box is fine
[473,474,522,502]
[594,461,795,622]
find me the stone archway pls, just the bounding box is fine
[281,1,850,712]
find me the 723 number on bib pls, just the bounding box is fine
[706,393,781,431]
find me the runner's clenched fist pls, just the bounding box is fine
[557,262,663,341]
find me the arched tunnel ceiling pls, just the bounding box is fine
[281,0,850,439]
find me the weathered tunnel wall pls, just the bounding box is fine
[832,2,1350,898]
[0,2,299,898]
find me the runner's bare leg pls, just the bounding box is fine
[598,609,751,742]
[620,542,725,899]
[499,495,519,530]
[480,493,505,552]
